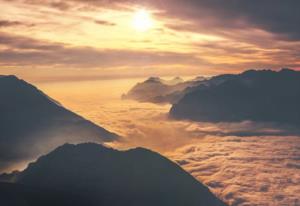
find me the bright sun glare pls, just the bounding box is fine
[132,9,153,32]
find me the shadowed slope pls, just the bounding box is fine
[0,182,89,206]
[14,143,226,206]
[170,69,300,124]
[0,75,119,171]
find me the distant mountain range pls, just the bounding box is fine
[170,69,300,124]
[124,69,300,125]
[0,75,227,205]
[122,76,206,104]
[0,143,226,206]
[0,75,119,172]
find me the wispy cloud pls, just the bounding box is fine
[94,20,116,26]
[0,20,34,27]
[37,80,300,206]
[1,0,300,79]
[0,32,206,69]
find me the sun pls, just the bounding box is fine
[132,9,153,32]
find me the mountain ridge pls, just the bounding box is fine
[5,142,227,206]
[123,76,206,104]
[0,75,119,172]
[170,68,300,124]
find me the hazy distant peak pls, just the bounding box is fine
[280,68,296,73]
[192,76,206,81]
[123,75,206,104]
[170,69,300,124]
[170,76,184,83]
[165,76,184,85]
[241,68,294,75]
[144,76,185,85]
[238,68,300,80]
[241,69,273,75]
[145,77,162,83]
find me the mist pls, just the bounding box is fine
[36,78,300,206]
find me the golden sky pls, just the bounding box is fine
[0,0,299,81]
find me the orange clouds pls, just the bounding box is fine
[38,78,300,206]
[1,0,300,81]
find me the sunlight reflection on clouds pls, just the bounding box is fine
[38,79,300,206]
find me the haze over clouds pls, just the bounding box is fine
[38,79,300,206]
[0,76,118,172]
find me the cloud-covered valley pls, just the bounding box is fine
[1,0,300,205]
[170,136,300,206]
[38,78,300,206]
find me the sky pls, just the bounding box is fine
[1,2,300,204]
[0,0,300,81]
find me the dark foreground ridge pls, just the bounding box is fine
[0,182,88,206]
[170,69,300,124]
[0,75,119,172]
[1,143,227,206]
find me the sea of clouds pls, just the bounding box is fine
[39,79,300,206]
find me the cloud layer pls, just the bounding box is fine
[158,0,300,41]
[0,32,204,68]
[37,78,300,206]
[170,136,300,206]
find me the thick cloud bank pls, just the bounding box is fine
[170,69,300,124]
[169,136,300,206]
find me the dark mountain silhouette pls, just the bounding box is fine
[123,76,206,104]
[0,75,119,172]
[170,69,300,124]
[0,171,20,183]
[0,182,89,206]
[5,143,227,206]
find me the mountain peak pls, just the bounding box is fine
[171,76,184,82]
[0,74,18,79]
[166,76,184,85]
[145,77,161,83]
[171,69,300,124]
[280,68,296,73]
[0,75,23,84]
[15,143,226,206]
[0,76,119,173]
[51,142,115,154]
[241,69,273,75]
